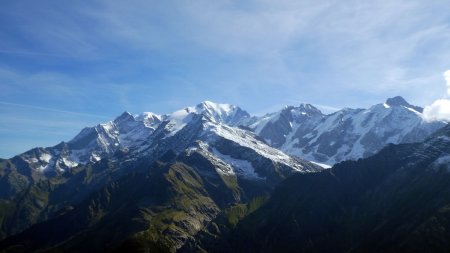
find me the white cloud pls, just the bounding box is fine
[444,70,450,96]
[423,99,450,122]
[423,70,450,122]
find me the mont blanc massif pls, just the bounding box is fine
[1,96,449,253]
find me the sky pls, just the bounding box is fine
[423,70,450,121]
[1,0,450,158]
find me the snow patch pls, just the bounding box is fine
[212,148,263,179]
[310,161,332,169]
[204,123,305,171]
[39,153,52,163]
[24,157,39,163]
[164,108,194,137]
[62,158,78,168]
[404,106,422,116]
[91,153,101,162]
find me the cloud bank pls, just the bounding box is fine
[445,70,450,96]
[423,99,450,122]
[423,70,450,122]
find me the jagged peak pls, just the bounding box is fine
[385,96,423,113]
[298,103,323,115]
[386,96,410,107]
[113,111,135,123]
[280,103,323,117]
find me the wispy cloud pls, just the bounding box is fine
[3,0,450,106]
[0,101,109,119]
[1,0,450,156]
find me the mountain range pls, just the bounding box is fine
[203,124,450,253]
[0,97,448,252]
[250,96,444,165]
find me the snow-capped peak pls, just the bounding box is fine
[250,103,323,137]
[161,101,250,137]
[62,110,163,167]
[250,97,446,166]
[194,101,251,125]
[135,112,164,128]
[168,101,250,126]
[197,100,235,114]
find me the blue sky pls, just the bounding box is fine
[1,0,450,158]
